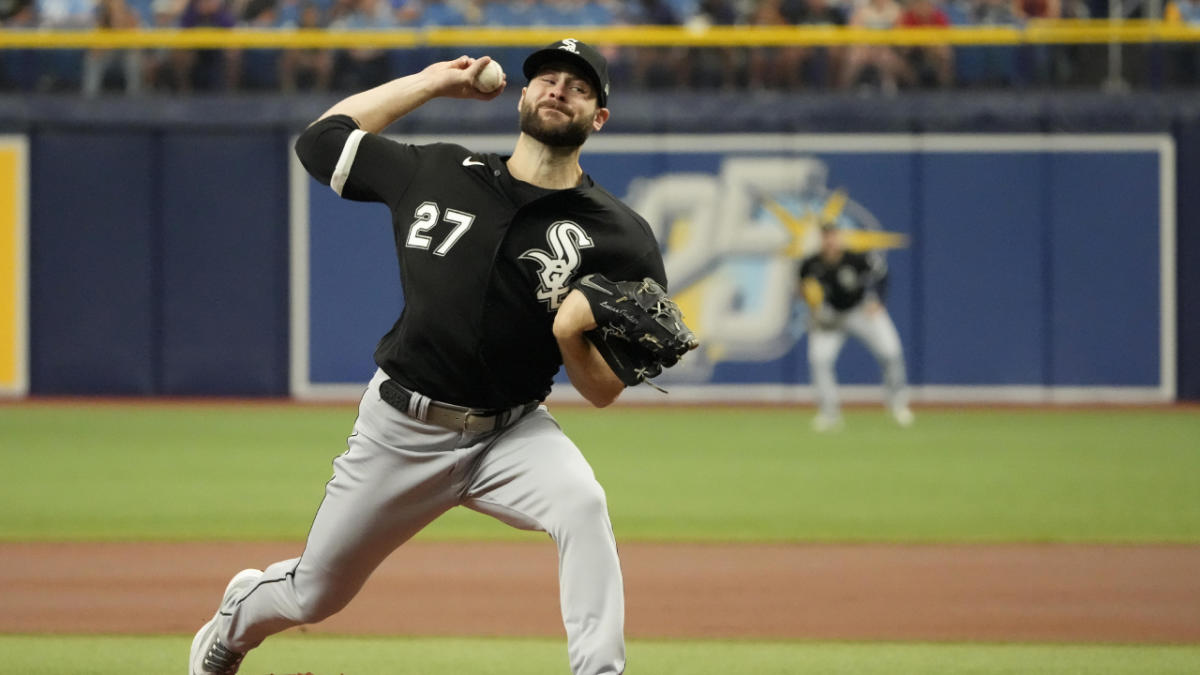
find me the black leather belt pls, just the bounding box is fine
[378,379,538,434]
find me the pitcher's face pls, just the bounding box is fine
[518,64,608,148]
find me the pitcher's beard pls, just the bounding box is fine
[519,103,593,148]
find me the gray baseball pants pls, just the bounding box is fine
[809,303,909,417]
[219,368,626,675]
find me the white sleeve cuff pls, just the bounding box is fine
[330,129,367,197]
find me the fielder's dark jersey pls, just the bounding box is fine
[295,115,666,409]
[798,250,887,312]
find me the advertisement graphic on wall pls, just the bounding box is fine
[292,134,1175,404]
[0,136,27,397]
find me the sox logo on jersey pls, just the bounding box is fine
[521,220,594,310]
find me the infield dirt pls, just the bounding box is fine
[2,541,1198,643]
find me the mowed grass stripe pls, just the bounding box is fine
[1,404,1197,542]
[0,635,1198,675]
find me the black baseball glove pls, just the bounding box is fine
[573,274,700,390]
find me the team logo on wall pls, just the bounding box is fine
[625,157,908,379]
[520,220,595,311]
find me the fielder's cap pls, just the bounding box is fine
[523,38,610,107]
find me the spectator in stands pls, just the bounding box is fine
[621,0,689,90]
[406,0,471,70]
[755,0,849,90]
[480,0,543,25]
[689,0,741,89]
[898,0,953,87]
[82,0,144,96]
[1054,0,1089,84]
[1166,0,1200,84]
[794,0,848,89]
[1012,0,1060,84]
[971,0,1019,25]
[1167,0,1200,27]
[35,0,96,90]
[280,0,333,91]
[394,0,419,23]
[0,0,34,23]
[36,0,94,27]
[543,0,615,26]
[1167,0,1200,28]
[141,0,181,90]
[837,0,912,94]
[966,0,1021,85]
[171,0,240,92]
[238,0,285,90]
[476,0,546,79]
[328,0,397,91]
[416,0,469,26]
[747,0,790,90]
[1012,0,1059,20]
[0,0,37,90]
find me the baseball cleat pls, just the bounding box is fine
[189,568,262,675]
[891,405,915,428]
[811,413,844,433]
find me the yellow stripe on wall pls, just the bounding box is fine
[0,138,28,395]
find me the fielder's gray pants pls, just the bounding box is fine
[221,369,625,675]
[809,303,909,418]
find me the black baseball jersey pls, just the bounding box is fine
[798,250,887,312]
[295,115,666,409]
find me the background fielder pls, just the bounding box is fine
[189,39,692,675]
[799,223,914,431]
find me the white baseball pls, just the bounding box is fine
[475,60,504,93]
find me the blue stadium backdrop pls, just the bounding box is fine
[292,134,1175,404]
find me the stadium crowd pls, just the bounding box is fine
[1,0,1198,95]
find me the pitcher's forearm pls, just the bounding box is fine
[317,73,438,133]
[313,56,503,134]
[557,333,624,408]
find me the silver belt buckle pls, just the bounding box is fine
[463,410,494,434]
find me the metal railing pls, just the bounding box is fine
[0,22,1198,50]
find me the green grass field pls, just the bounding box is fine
[2,635,1199,675]
[2,403,1198,673]
[2,405,1198,542]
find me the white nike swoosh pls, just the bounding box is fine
[462,157,485,167]
[580,276,614,296]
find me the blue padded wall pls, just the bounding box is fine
[159,131,289,395]
[1048,153,1161,386]
[29,131,157,394]
[919,153,1048,385]
[11,92,1199,398]
[28,128,289,396]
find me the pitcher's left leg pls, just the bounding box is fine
[463,409,625,675]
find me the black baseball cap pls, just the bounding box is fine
[522,38,610,108]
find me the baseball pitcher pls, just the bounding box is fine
[189,39,696,675]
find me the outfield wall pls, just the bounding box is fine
[3,92,1198,401]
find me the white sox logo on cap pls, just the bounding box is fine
[523,38,610,107]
